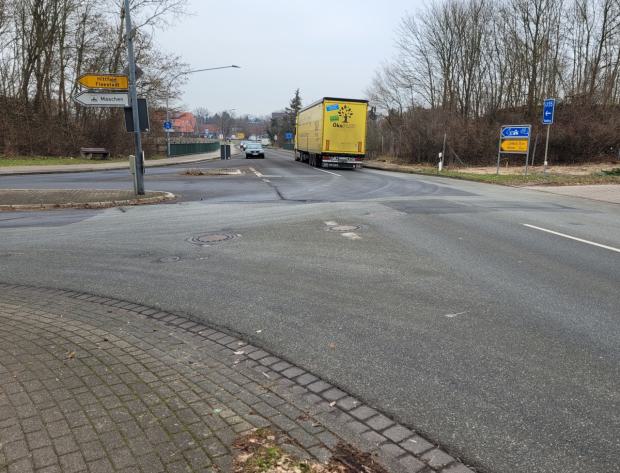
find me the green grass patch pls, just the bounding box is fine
[0,155,166,167]
[366,163,620,186]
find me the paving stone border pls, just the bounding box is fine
[0,190,175,211]
[0,283,478,473]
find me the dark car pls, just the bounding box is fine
[245,142,265,159]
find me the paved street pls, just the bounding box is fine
[1,149,619,473]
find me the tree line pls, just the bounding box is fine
[367,0,620,165]
[0,0,187,156]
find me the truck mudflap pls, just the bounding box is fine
[321,156,363,169]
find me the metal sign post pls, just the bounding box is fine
[542,98,555,175]
[123,0,145,195]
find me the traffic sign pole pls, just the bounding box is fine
[543,125,551,174]
[496,129,502,175]
[542,98,555,175]
[124,0,145,195]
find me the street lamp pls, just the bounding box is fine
[165,65,240,157]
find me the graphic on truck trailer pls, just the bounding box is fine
[338,105,353,123]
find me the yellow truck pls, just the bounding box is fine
[295,97,368,169]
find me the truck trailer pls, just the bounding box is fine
[294,97,368,169]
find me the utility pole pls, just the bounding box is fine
[123,0,145,195]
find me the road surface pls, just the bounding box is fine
[1,149,619,473]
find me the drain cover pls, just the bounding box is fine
[328,225,361,232]
[187,232,240,246]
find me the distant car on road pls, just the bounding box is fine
[245,142,265,159]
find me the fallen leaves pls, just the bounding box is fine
[233,429,390,473]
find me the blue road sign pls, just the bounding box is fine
[501,126,530,138]
[284,132,293,140]
[163,120,172,130]
[543,98,555,125]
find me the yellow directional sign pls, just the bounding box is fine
[78,73,128,90]
[500,138,529,153]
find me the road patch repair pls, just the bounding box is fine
[0,189,175,210]
[0,284,476,473]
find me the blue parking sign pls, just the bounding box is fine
[543,98,555,125]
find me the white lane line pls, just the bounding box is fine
[262,179,271,183]
[313,167,341,177]
[324,221,338,226]
[523,224,620,254]
[341,232,361,240]
[249,167,263,177]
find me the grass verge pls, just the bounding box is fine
[364,162,620,186]
[0,155,166,167]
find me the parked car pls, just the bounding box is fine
[245,142,265,159]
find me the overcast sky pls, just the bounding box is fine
[156,0,422,117]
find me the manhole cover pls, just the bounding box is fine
[328,225,361,232]
[187,232,240,246]
[157,256,181,263]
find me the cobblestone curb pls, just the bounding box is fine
[0,283,477,473]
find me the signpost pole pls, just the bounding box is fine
[166,94,171,158]
[496,130,502,175]
[524,126,531,176]
[123,0,145,195]
[542,98,555,175]
[543,124,551,174]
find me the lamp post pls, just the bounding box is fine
[165,65,240,157]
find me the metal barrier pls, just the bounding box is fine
[169,142,220,157]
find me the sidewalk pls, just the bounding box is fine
[526,184,620,204]
[0,284,475,473]
[0,150,227,177]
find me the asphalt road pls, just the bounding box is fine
[1,149,619,473]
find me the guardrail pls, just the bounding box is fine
[169,142,220,157]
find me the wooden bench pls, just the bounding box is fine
[80,147,110,160]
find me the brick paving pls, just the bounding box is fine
[0,284,476,473]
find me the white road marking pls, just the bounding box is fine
[324,221,338,226]
[262,179,270,183]
[341,232,361,240]
[444,311,468,318]
[523,224,620,254]
[249,167,263,177]
[313,167,341,177]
